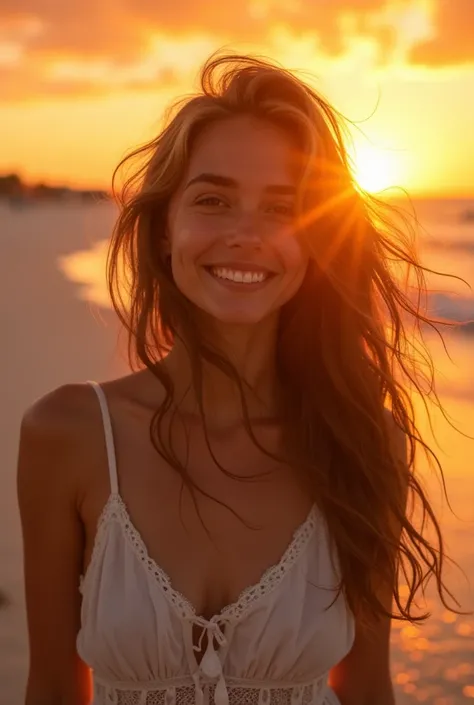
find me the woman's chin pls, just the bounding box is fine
[198,304,279,328]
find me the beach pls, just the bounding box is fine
[0,201,126,703]
[1,199,473,704]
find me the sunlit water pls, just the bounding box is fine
[1,197,473,704]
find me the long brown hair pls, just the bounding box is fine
[107,52,468,629]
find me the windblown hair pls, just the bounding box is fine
[108,52,466,629]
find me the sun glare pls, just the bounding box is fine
[351,142,402,194]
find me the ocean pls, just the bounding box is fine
[0,197,473,704]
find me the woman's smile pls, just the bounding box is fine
[203,263,277,292]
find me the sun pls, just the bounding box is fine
[351,142,401,194]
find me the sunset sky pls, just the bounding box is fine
[1,0,474,196]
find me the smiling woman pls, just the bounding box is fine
[17,51,468,705]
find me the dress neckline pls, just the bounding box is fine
[80,492,319,626]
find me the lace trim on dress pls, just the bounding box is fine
[80,493,318,625]
[93,675,329,705]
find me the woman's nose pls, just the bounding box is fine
[225,213,264,249]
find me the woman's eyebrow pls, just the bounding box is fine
[184,172,296,195]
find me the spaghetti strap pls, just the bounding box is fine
[88,381,119,496]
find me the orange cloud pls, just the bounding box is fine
[131,0,389,53]
[0,0,472,103]
[410,0,474,66]
[0,2,146,60]
[2,0,387,60]
[0,1,380,101]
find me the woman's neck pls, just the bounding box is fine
[162,316,282,429]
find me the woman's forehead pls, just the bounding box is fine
[184,116,303,189]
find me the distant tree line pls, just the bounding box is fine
[0,173,109,203]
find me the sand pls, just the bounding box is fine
[0,202,127,704]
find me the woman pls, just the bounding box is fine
[18,53,461,705]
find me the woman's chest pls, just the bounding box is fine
[84,421,314,621]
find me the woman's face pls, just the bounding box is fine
[166,115,309,325]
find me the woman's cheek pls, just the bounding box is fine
[274,230,308,270]
[171,224,216,264]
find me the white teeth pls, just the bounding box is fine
[210,267,268,284]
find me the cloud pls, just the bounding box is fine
[0,66,102,101]
[0,2,147,61]
[0,0,473,102]
[0,0,390,101]
[129,0,390,54]
[1,0,388,61]
[410,0,474,66]
[0,57,184,104]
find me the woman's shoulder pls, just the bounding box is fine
[20,369,166,442]
[18,383,107,498]
[21,382,101,444]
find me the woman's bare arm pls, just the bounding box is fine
[17,385,96,705]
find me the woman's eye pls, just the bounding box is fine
[269,204,295,216]
[195,196,227,207]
